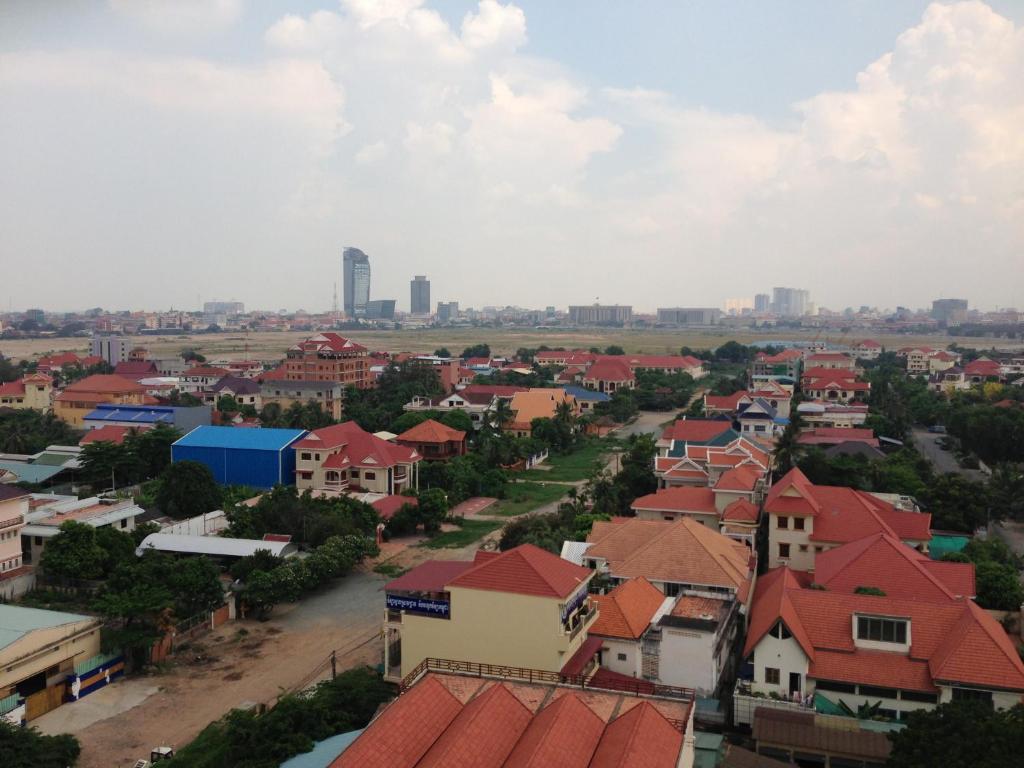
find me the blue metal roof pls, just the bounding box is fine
[173,425,306,450]
[563,385,611,402]
[84,404,176,424]
[279,730,364,768]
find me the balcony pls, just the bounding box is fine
[393,467,408,480]
[0,516,23,531]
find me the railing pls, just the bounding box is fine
[0,516,23,531]
[399,657,695,703]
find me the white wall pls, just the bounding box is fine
[597,636,641,677]
[749,634,809,698]
[659,627,718,693]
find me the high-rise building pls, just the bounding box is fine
[203,301,244,316]
[568,304,632,326]
[771,287,810,317]
[754,293,771,313]
[91,336,130,366]
[342,247,371,317]
[931,298,968,327]
[410,275,430,314]
[656,307,721,325]
[436,302,459,323]
[364,300,396,320]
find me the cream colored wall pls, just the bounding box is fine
[0,620,101,696]
[0,497,26,571]
[749,634,808,698]
[633,509,719,528]
[767,515,816,571]
[714,490,749,513]
[597,636,641,678]
[397,585,593,677]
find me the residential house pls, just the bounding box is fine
[394,419,467,461]
[624,354,706,379]
[207,376,262,410]
[765,468,931,571]
[740,563,1024,721]
[964,357,1003,384]
[795,400,868,429]
[631,475,762,539]
[0,374,53,411]
[505,388,580,437]
[577,517,754,693]
[382,545,597,681]
[852,340,882,360]
[112,360,158,381]
[655,427,772,494]
[283,332,370,389]
[21,495,142,566]
[796,427,880,450]
[403,384,527,430]
[898,347,961,375]
[735,398,786,439]
[0,605,103,723]
[803,352,856,371]
[294,421,421,495]
[78,425,149,447]
[534,349,597,367]
[329,670,692,768]
[260,380,345,421]
[704,382,792,421]
[656,419,739,457]
[0,486,28,578]
[582,357,635,394]
[35,352,103,375]
[929,366,967,393]
[562,384,611,414]
[590,577,668,679]
[53,374,148,427]
[751,350,802,381]
[927,350,959,374]
[800,369,870,404]
[178,365,231,394]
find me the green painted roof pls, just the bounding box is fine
[0,461,66,483]
[32,452,74,467]
[0,604,95,651]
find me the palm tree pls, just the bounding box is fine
[488,398,514,431]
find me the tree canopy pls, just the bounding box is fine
[887,702,1024,768]
[0,721,81,768]
[156,460,222,519]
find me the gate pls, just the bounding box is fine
[25,683,65,721]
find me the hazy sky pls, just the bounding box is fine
[2,1,1023,313]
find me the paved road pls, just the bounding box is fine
[910,428,987,482]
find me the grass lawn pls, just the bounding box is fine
[420,519,504,549]
[487,481,572,517]
[525,438,619,483]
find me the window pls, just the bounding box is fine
[301,452,311,461]
[799,545,808,552]
[664,583,681,597]
[778,543,790,559]
[901,690,938,703]
[856,616,907,644]
[365,472,376,480]
[794,517,805,531]
[777,516,789,529]
[765,667,780,685]
[859,685,898,699]
[815,680,856,694]
[952,688,993,706]
[617,653,627,661]
[770,621,792,640]
[120,519,128,528]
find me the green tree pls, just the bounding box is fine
[126,423,182,480]
[0,721,81,768]
[79,439,135,488]
[973,560,1024,610]
[156,461,222,519]
[604,345,625,355]
[433,347,451,357]
[0,409,81,454]
[460,343,491,359]
[989,463,1024,521]
[416,488,449,534]
[217,394,241,413]
[887,702,1024,768]
[39,521,107,580]
[919,473,990,533]
[713,340,753,363]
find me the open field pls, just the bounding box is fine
[418,518,504,548]
[3,326,1017,364]
[487,481,575,517]
[525,439,619,483]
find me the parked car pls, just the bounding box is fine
[927,424,946,434]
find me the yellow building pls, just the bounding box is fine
[0,373,53,411]
[53,374,147,427]
[0,604,102,722]
[382,544,597,681]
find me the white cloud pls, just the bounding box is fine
[461,0,527,51]
[108,0,243,34]
[355,141,390,165]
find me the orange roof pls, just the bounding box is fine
[722,498,760,523]
[669,594,730,621]
[583,358,635,383]
[63,374,146,395]
[631,487,716,515]
[183,366,230,377]
[744,567,1024,693]
[448,544,592,599]
[79,424,150,446]
[715,465,762,492]
[660,419,733,444]
[587,517,752,592]
[813,533,974,601]
[588,701,683,768]
[296,421,419,468]
[502,691,605,768]
[591,578,665,640]
[396,418,466,444]
[507,388,577,429]
[704,391,750,412]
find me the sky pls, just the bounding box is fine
[1,0,1023,314]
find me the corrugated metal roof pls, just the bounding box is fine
[84,405,176,424]
[135,533,297,558]
[173,425,306,450]
[0,461,66,483]
[0,604,96,651]
[280,730,364,768]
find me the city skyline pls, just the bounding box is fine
[2,1,1023,311]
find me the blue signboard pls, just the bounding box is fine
[561,587,589,622]
[387,593,451,618]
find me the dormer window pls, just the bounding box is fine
[856,615,907,644]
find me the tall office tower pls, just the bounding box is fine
[771,287,811,317]
[754,293,771,313]
[931,298,968,327]
[410,275,431,314]
[342,247,371,317]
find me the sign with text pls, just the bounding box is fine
[561,586,589,622]
[387,593,451,618]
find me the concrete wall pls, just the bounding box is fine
[396,584,594,677]
[659,626,718,692]
[597,635,641,677]
[0,619,101,698]
[749,633,809,698]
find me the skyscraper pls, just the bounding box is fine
[771,287,810,317]
[754,293,771,313]
[410,275,431,314]
[342,247,371,317]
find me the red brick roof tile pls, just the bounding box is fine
[502,693,604,768]
[448,543,592,598]
[588,701,683,768]
[591,578,665,640]
[396,419,466,444]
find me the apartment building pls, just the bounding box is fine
[282,332,370,388]
[0,374,53,411]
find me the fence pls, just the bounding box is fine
[150,603,230,664]
[34,572,105,595]
[399,657,695,703]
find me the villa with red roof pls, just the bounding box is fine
[329,669,692,768]
[582,357,636,394]
[631,475,762,538]
[394,418,467,460]
[0,373,52,411]
[765,468,931,571]
[293,421,421,495]
[852,340,882,360]
[739,563,1024,722]
[382,544,597,681]
[404,384,528,430]
[751,349,802,380]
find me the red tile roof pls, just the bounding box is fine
[588,701,683,768]
[560,635,604,675]
[502,691,605,768]
[660,419,734,444]
[704,391,750,412]
[330,675,463,768]
[755,349,802,363]
[801,367,858,381]
[448,544,592,599]
[805,353,854,363]
[583,358,635,383]
[797,428,879,447]
[0,379,27,396]
[386,559,475,593]
[459,384,529,398]
[813,533,974,601]
[715,465,762,492]
[79,424,150,446]
[623,355,703,370]
[36,352,82,369]
[63,374,147,394]
[297,421,420,468]
[722,498,760,523]
[631,487,717,515]
[744,566,1024,693]
[591,578,666,640]
[396,419,466,444]
[372,494,418,520]
[964,358,1002,377]
[183,365,230,377]
[291,332,367,355]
